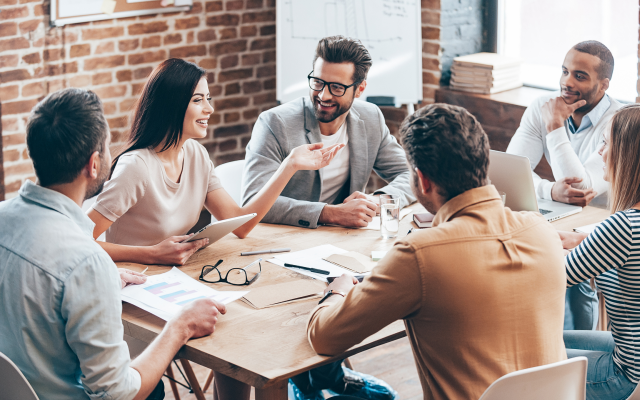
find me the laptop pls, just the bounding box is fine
[489,151,582,222]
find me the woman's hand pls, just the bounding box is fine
[557,230,588,250]
[149,235,209,265]
[286,143,345,171]
[118,268,147,289]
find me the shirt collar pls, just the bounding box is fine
[19,180,96,236]
[432,185,502,227]
[567,94,610,134]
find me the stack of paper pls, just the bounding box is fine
[450,53,522,94]
[241,280,322,309]
[121,267,248,321]
[323,251,376,273]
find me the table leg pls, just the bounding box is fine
[179,359,206,400]
[255,379,288,400]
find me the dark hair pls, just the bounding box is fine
[26,88,107,187]
[313,35,372,84]
[572,41,614,80]
[112,58,206,173]
[401,103,490,201]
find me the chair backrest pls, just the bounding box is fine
[0,352,39,400]
[215,159,245,206]
[626,383,640,400]
[478,357,587,400]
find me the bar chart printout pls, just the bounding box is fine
[121,267,248,321]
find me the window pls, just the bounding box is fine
[497,0,638,102]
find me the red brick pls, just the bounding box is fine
[263,50,275,63]
[205,1,222,12]
[70,44,90,58]
[0,6,28,20]
[0,54,19,68]
[199,58,217,69]
[422,71,440,85]
[47,79,66,93]
[422,0,440,9]
[213,123,249,137]
[33,3,46,15]
[169,45,206,58]
[175,16,199,30]
[209,85,222,96]
[260,24,275,36]
[210,39,246,55]
[21,82,44,97]
[243,80,261,93]
[423,42,439,55]
[5,161,34,177]
[226,0,243,10]
[422,10,440,25]
[0,21,16,37]
[422,26,440,40]
[253,91,276,105]
[96,42,114,54]
[220,55,238,69]
[218,138,237,151]
[225,82,240,95]
[92,72,112,85]
[132,83,145,95]
[3,99,39,115]
[43,48,64,62]
[82,27,124,40]
[93,85,127,99]
[3,149,20,163]
[128,50,166,65]
[186,1,203,14]
[2,132,25,146]
[0,37,29,52]
[217,27,234,40]
[242,10,275,24]
[422,86,436,100]
[0,0,17,5]
[107,116,128,129]
[240,25,257,37]
[214,97,250,110]
[257,65,275,78]
[18,19,40,34]
[133,67,152,79]
[206,14,239,26]
[119,98,137,112]
[118,38,139,52]
[0,69,30,83]
[63,30,78,43]
[69,74,91,87]
[21,52,40,64]
[218,68,253,82]
[1,118,18,133]
[186,31,194,44]
[35,62,78,77]
[0,85,19,101]
[141,35,161,48]
[128,21,169,35]
[263,77,275,90]
[250,37,275,51]
[165,33,182,44]
[422,57,439,71]
[116,69,132,82]
[84,55,125,70]
[241,53,261,66]
[224,112,240,123]
[247,0,263,8]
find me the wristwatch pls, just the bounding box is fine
[318,289,346,304]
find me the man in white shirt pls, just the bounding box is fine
[507,41,621,208]
[507,41,621,331]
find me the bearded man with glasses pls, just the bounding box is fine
[242,35,415,232]
[242,35,405,400]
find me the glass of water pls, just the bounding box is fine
[380,194,400,239]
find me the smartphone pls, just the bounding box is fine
[327,275,365,283]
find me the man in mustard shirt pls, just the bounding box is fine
[307,104,567,400]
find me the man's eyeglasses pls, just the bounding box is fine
[308,71,359,97]
[199,258,262,286]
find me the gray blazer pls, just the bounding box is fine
[241,97,415,229]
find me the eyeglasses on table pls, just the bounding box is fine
[199,258,262,286]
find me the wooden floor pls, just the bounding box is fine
[163,337,422,399]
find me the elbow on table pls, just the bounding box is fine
[307,322,348,356]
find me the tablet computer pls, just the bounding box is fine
[183,213,257,248]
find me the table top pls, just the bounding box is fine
[120,202,611,389]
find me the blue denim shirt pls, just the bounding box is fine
[0,181,141,400]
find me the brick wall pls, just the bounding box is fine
[1,0,441,199]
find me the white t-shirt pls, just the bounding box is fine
[319,123,350,204]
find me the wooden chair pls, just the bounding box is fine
[0,351,39,400]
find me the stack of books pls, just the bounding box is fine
[450,52,522,94]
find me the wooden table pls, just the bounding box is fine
[120,203,611,399]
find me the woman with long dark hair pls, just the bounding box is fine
[87,58,341,265]
[558,104,640,400]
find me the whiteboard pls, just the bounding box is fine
[276,0,422,105]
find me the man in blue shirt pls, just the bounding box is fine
[0,88,225,400]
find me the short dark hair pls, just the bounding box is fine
[313,35,372,84]
[26,88,108,187]
[572,40,614,80]
[401,104,490,201]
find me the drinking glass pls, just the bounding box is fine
[380,194,400,239]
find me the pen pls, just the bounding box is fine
[141,267,148,274]
[241,248,291,256]
[407,228,413,235]
[284,263,330,275]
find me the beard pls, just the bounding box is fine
[563,83,600,114]
[312,92,355,123]
[84,153,110,200]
